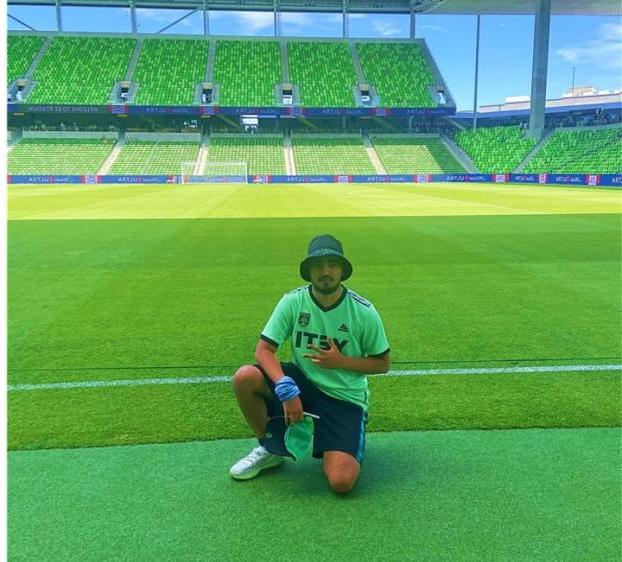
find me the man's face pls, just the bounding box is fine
[309,257,343,295]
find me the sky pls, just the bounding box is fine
[6,6,622,110]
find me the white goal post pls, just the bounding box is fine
[180,161,248,184]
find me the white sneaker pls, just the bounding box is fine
[229,445,285,480]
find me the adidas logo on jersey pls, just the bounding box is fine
[338,323,349,332]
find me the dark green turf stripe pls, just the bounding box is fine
[9,428,621,561]
[8,214,621,379]
[8,372,621,450]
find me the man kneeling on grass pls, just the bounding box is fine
[230,235,390,494]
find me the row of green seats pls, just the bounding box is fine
[9,34,444,109]
[7,35,45,86]
[357,42,435,108]
[109,141,199,175]
[525,128,622,174]
[288,42,358,108]
[8,138,115,174]
[292,136,375,174]
[29,37,134,104]
[207,136,285,175]
[134,39,207,106]
[454,126,537,173]
[372,136,465,173]
[214,41,281,107]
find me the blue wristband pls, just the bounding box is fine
[274,376,301,402]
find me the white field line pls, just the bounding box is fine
[7,364,622,392]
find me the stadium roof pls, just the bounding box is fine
[6,0,620,16]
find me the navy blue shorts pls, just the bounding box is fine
[256,362,368,464]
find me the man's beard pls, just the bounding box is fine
[313,278,341,295]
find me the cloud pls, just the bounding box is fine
[232,12,273,33]
[280,13,313,27]
[420,24,447,32]
[373,21,403,37]
[556,22,622,70]
[137,8,196,29]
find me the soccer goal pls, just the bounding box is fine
[180,161,248,184]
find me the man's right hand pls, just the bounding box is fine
[282,395,304,425]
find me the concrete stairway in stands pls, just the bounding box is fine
[97,134,125,175]
[362,134,387,175]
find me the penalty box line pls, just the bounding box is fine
[7,364,622,392]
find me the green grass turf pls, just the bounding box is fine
[8,184,621,447]
[8,372,621,450]
[8,214,621,375]
[7,210,621,449]
[7,182,621,220]
[9,428,622,561]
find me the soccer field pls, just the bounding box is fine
[8,182,622,449]
[8,182,622,560]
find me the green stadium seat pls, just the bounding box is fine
[454,126,537,173]
[356,42,435,108]
[7,35,45,86]
[214,41,281,107]
[8,138,115,174]
[109,141,199,175]
[28,37,134,104]
[372,136,465,174]
[524,127,622,174]
[288,42,357,108]
[133,39,208,106]
[207,136,285,175]
[292,136,375,174]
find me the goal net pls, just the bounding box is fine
[180,161,248,184]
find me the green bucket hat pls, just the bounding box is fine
[284,417,314,461]
[264,415,315,461]
[299,235,353,282]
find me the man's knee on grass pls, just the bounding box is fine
[232,364,264,393]
[326,472,358,495]
[324,452,360,495]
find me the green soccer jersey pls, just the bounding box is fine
[261,285,390,410]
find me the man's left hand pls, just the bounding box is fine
[303,338,344,369]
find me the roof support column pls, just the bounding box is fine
[410,4,415,39]
[472,14,481,131]
[208,0,209,36]
[274,0,281,37]
[130,0,137,34]
[56,0,62,32]
[343,0,348,39]
[527,0,552,140]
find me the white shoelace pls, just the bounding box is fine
[238,446,268,468]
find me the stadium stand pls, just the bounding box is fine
[214,40,281,107]
[8,137,115,174]
[454,126,538,173]
[356,42,435,108]
[28,37,135,104]
[371,135,466,173]
[524,127,622,174]
[207,135,286,175]
[7,35,45,85]
[292,136,376,174]
[288,42,357,107]
[133,39,208,105]
[109,140,199,174]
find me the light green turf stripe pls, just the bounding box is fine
[8,428,621,561]
[8,363,622,391]
[8,182,621,220]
